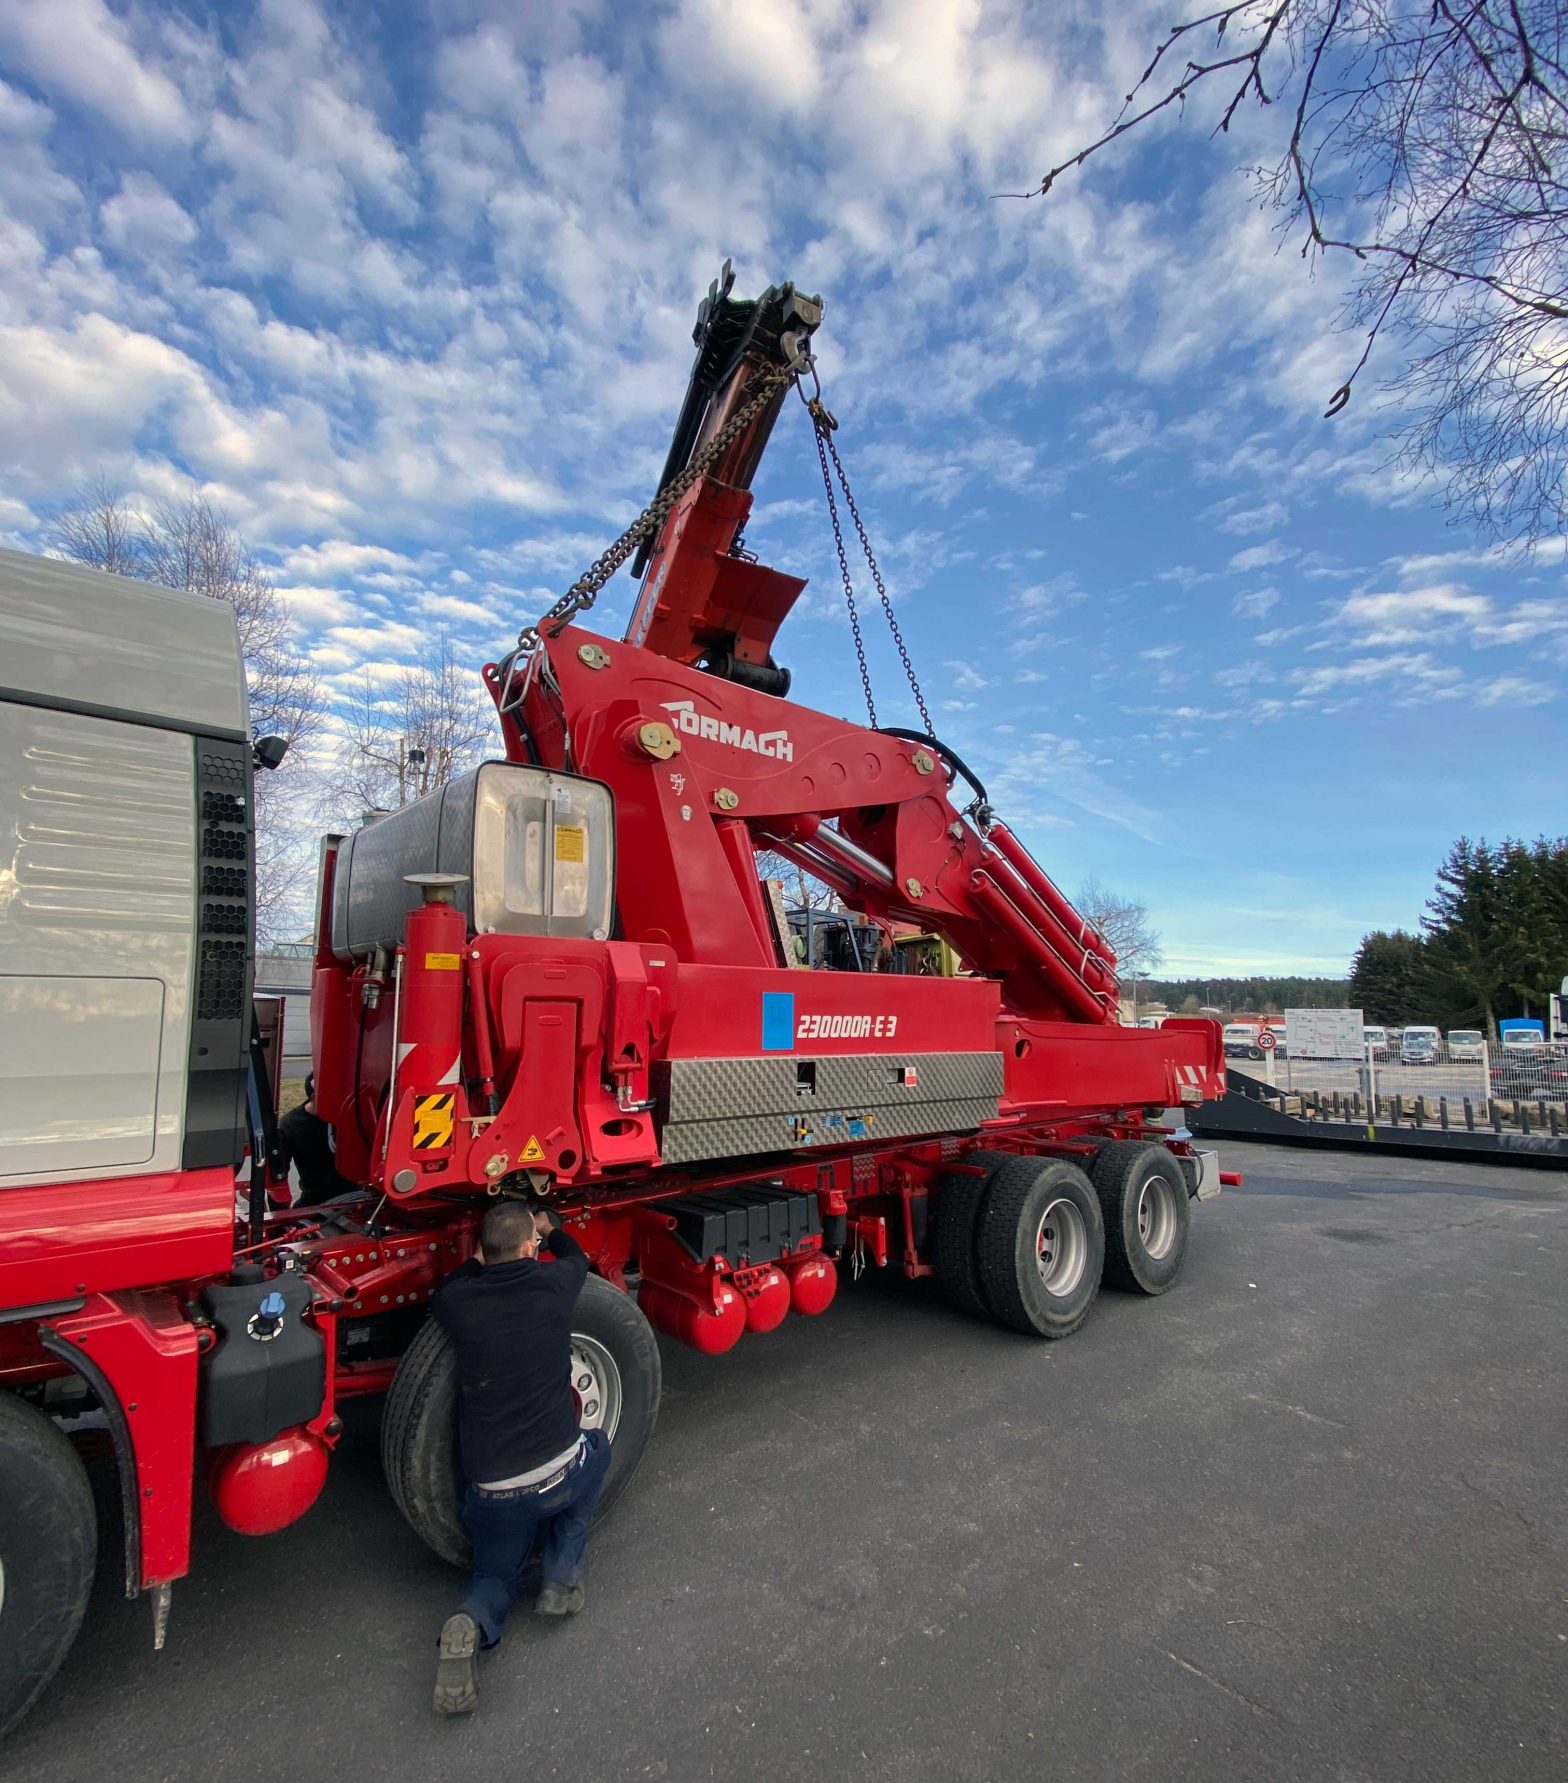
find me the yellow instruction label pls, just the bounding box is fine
[554,826,585,863]
[424,952,462,971]
[519,1134,546,1164]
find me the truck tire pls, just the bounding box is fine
[1091,1141,1191,1296]
[930,1149,1016,1319]
[0,1392,97,1740]
[381,1274,662,1568]
[974,1157,1103,1338]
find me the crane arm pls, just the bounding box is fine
[624,264,822,694]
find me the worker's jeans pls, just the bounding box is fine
[457,1429,612,1647]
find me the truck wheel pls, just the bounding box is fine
[930,1149,1016,1319]
[974,1157,1103,1338]
[1091,1141,1191,1295]
[381,1275,662,1568]
[0,1393,97,1739]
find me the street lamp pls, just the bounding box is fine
[1131,969,1150,1024]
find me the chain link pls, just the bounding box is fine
[517,367,796,654]
[805,394,935,738]
[810,416,879,728]
[516,355,933,747]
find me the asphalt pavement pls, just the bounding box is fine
[10,1140,1567,1782]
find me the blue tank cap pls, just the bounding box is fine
[259,1290,287,1319]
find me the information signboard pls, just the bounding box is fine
[1284,1007,1365,1059]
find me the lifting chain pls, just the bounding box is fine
[512,354,934,749]
[516,365,797,655]
[803,382,934,739]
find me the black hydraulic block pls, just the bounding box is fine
[663,1182,821,1266]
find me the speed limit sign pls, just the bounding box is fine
[1257,1029,1278,1051]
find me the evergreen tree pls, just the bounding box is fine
[1348,931,1426,1025]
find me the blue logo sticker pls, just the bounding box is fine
[762,991,795,1051]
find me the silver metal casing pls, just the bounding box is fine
[329,762,614,959]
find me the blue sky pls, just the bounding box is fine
[1,0,1563,975]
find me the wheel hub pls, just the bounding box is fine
[1034,1197,1088,1296]
[570,1333,623,1440]
[1136,1174,1178,1261]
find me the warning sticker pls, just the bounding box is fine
[518,1134,546,1164]
[554,826,585,863]
[413,1093,455,1150]
[424,952,462,971]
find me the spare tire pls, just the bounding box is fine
[381,1274,662,1567]
[0,1391,97,1740]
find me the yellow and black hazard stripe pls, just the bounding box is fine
[412,1092,455,1150]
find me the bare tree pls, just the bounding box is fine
[46,473,143,577]
[756,849,840,912]
[46,482,321,942]
[1023,2,1568,544]
[1075,876,1165,977]
[325,636,497,822]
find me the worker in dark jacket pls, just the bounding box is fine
[275,1074,356,1206]
[430,1201,611,1716]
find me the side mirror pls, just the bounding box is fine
[254,735,290,772]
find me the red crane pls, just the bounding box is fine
[0,267,1227,1738]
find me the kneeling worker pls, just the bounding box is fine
[432,1201,611,1716]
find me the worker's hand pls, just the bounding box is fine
[531,1206,555,1236]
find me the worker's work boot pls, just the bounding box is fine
[434,1612,481,1715]
[535,1582,585,1618]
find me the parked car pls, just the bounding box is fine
[1401,1024,1442,1065]
[1222,1022,1263,1059]
[1447,1029,1485,1063]
[1491,1053,1568,1099]
[1363,1024,1389,1060]
[1500,1026,1546,1062]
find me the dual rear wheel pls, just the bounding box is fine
[931,1140,1190,1336]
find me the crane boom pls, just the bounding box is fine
[623,264,822,695]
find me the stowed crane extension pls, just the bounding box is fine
[0,266,1227,1739]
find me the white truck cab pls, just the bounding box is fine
[0,547,251,1188]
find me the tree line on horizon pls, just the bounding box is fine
[1136,977,1349,1016]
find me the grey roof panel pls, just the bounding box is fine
[0,546,247,737]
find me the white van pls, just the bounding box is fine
[1223,1023,1261,1058]
[1447,1029,1485,1062]
[1401,1024,1442,1064]
[1364,1025,1388,1058]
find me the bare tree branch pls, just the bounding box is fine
[1075,876,1165,977]
[1020,0,1568,543]
[322,635,497,823]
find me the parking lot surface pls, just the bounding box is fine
[11,1140,1567,1782]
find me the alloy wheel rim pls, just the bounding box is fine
[1137,1174,1179,1260]
[1035,1198,1088,1296]
[570,1333,623,1439]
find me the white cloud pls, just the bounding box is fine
[1228,538,1294,574]
[99,173,196,254]
[1208,496,1289,537]
[0,0,192,140]
[1291,652,1462,700]
[1232,585,1279,620]
[944,658,992,690]
[1475,676,1556,708]
[1335,583,1492,646]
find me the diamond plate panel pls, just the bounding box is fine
[655,1050,1003,1168]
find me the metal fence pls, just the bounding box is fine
[1229,1034,1568,1122]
